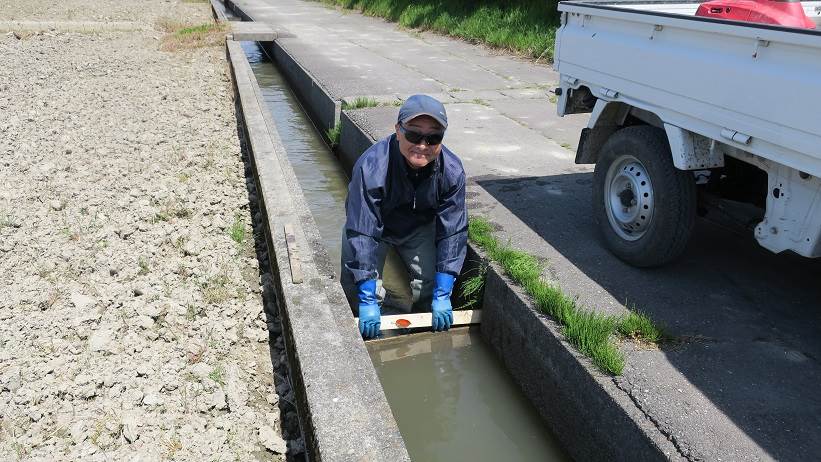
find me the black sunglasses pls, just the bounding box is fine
[399,124,444,145]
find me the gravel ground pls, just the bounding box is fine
[0,1,300,460]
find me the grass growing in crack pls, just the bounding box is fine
[228,214,246,245]
[342,97,380,110]
[325,123,341,147]
[467,215,663,375]
[320,0,559,61]
[617,310,664,344]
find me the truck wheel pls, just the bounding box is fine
[592,126,696,267]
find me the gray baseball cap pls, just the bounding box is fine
[398,94,448,129]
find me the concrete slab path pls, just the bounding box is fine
[227,0,821,460]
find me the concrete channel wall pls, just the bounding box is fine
[219,2,681,461]
[222,25,411,462]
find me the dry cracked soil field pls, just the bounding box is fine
[0,0,301,460]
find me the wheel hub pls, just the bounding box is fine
[604,156,655,241]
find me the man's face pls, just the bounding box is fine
[395,115,444,170]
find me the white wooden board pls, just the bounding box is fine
[354,310,481,332]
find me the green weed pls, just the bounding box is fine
[228,214,246,245]
[456,262,487,310]
[0,212,17,230]
[185,303,202,321]
[319,0,559,61]
[201,273,232,304]
[152,198,191,223]
[209,364,226,386]
[326,123,342,147]
[176,23,220,36]
[467,215,664,375]
[158,20,227,51]
[342,97,380,110]
[617,310,664,344]
[138,257,150,276]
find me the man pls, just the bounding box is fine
[341,94,468,339]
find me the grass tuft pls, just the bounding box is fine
[325,123,342,147]
[138,257,150,276]
[208,364,226,386]
[319,0,559,60]
[342,97,380,110]
[456,262,487,310]
[617,310,664,344]
[157,19,227,51]
[0,212,18,230]
[228,214,246,245]
[467,215,664,375]
[201,273,232,304]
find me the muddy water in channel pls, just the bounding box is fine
[244,43,568,461]
[368,330,568,462]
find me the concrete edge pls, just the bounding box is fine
[210,0,229,22]
[474,245,682,461]
[224,38,410,461]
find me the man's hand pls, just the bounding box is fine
[358,304,381,339]
[431,272,455,332]
[357,279,381,338]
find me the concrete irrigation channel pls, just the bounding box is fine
[238,39,569,460]
[220,8,671,462]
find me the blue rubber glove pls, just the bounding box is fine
[431,272,455,332]
[357,279,381,339]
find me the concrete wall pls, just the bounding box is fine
[225,38,410,462]
[260,40,340,136]
[478,253,673,461]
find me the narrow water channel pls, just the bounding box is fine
[243,42,414,311]
[243,42,569,461]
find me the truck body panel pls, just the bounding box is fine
[554,1,821,259]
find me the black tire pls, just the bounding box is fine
[592,126,696,267]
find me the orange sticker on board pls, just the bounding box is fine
[395,318,411,328]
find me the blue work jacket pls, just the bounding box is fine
[344,134,467,284]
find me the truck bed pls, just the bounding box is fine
[555,0,821,176]
[616,1,821,28]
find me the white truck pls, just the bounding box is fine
[554,0,821,266]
